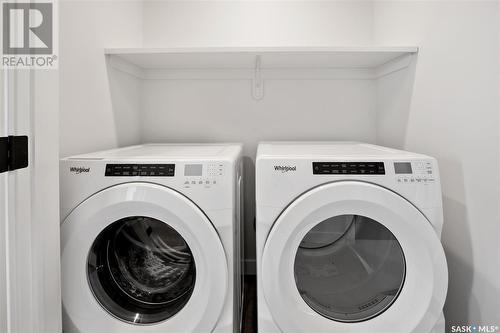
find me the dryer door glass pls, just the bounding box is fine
[294,214,405,322]
[87,216,196,324]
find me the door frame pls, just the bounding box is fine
[0,31,61,333]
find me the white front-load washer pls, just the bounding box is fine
[256,142,448,333]
[60,144,243,333]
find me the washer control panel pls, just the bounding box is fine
[394,161,435,184]
[182,162,224,188]
[105,164,175,177]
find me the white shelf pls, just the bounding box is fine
[105,46,418,100]
[105,46,418,70]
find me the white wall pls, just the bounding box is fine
[374,1,500,328]
[59,0,143,157]
[141,80,376,145]
[143,1,373,47]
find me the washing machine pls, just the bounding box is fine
[256,142,448,333]
[60,143,243,333]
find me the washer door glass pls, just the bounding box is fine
[87,216,196,324]
[294,214,405,322]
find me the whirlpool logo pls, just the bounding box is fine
[70,166,90,174]
[274,165,297,173]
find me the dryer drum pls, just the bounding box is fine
[87,216,196,324]
[294,214,406,323]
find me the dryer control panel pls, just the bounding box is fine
[313,162,385,175]
[394,161,435,184]
[105,164,175,177]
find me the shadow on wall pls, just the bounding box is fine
[440,161,476,329]
[105,56,142,147]
[376,55,418,149]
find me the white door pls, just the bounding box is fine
[262,181,448,333]
[0,34,61,333]
[61,182,228,332]
[0,54,7,333]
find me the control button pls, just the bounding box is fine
[184,181,189,184]
[198,181,203,184]
[213,180,217,184]
[205,180,210,184]
[191,181,196,185]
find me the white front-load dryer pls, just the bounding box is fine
[256,142,448,333]
[60,144,243,333]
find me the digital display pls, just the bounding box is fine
[313,162,385,175]
[394,162,413,174]
[105,164,175,177]
[184,164,203,176]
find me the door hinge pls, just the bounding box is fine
[0,136,29,173]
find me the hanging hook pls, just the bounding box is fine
[252,55,264,100]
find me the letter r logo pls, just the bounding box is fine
[2,2,53,54]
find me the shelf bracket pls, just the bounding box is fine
[252,55,264,100]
